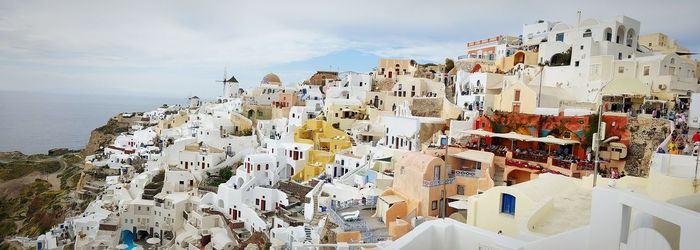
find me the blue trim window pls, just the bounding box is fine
[501,193,516,215]
[555,33,564,42]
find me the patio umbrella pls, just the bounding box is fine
[460,129,495,137]
[146,238,161,245]
[534,136,580,154]
[448,200,468,210]
[493,132,534,150]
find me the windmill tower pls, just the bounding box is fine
[216,69,240,98]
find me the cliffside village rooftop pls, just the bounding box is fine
[29,15,700,250]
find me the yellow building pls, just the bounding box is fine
[229,112,253,136]
[639,33,691,58]
[493,81,573,114]
[156,110,189,135]
[495,50,540,73]
[377,58,416,79]
[323,98,364,131]
[292,119,352,181]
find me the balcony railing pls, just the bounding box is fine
[423,177,455,187]
[454,169,480,178]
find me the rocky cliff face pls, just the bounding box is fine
[625,117,671,176]
[83,118,129,156]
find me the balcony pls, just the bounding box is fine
[454,169,481,178]
[423,177,455,187]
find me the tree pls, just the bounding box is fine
[219,167,233,181]
[444,58,455,73]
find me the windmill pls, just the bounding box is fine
[215,68,228,97]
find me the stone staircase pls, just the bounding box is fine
[494,165,506,186]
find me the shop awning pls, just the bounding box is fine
[458,129,495,137]
[451,150,495,165]
[602,78,651,96]
[533,135,580,145]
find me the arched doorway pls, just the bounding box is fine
[247,110,254,119]
[513,52,525,66]
[616,25,626,44]
[506,169,532,185]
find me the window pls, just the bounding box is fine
[618,66,624,73]
[618,53,622,60]
[670,58,675,64]
[575,61,580,67]
[582,29,592,38]
[644,66,650,76]
[555,33,564,42]
[580,45,584,50]
[432,200,438,210]
[514,90,521,102]
[457,185,465,195]
[500,193,516,215]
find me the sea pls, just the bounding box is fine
[0,90,182,154]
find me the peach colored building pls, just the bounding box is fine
[376,150,498,227]
[377,58,415,79]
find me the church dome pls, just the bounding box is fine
[262,73,281,85]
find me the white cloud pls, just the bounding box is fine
[0,0,698,97]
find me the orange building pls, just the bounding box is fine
[307,71,338,86]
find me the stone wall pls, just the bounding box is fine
[411,98,442,117]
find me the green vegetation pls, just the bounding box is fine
[95,118,128,135]
[0,179,69,240]
[59,164,82,190]
[219,167,233,181]
[60,153,83,166]
[0,160,61,180]
[444,58,455,73]
[549,47,572,66]
[232,128,253,136]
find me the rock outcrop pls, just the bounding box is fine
[83,118,129,156]
[624,117,671,176]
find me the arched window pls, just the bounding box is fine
[582,29,592,38]
[626,28,636,47]
[616,25,626,44]
[604,27,613,41]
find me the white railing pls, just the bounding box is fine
[331,196,378,211]
[423,177,455,187]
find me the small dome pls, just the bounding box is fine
[262,73,281,85]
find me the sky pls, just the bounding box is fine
[0,0,699,99]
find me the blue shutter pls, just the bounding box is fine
[501,193,516,215]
